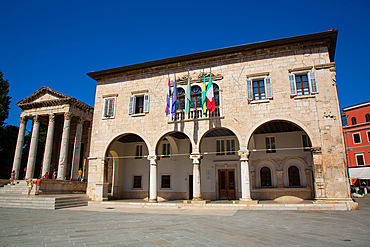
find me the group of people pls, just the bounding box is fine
[9,168,84,196]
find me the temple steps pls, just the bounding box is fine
[0,194,89,210]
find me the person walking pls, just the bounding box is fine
[35,177,42,195]
[78,169,82,181]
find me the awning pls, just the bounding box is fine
[348,166,370,179]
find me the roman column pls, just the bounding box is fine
[238,149,252,201]
[57,112,73,179]
[71,118,84,180]
[41,113,55,177]
[190,153,202,201]
[148,155,158,202]
[25,115,40,179]
[12,116,28,179]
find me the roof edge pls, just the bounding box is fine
[87,30,338,80]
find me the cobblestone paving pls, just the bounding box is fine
[1,196,370,247]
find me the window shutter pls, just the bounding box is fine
[264,78,273,99]
[104,99,109,117]
[143,94,150,113]
[129,96,135,114]
[308,72,318,94]
[289,74,297,96]
[246,79,253,100]
[107,98,114,117]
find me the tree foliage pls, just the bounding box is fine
[0,70,11,130]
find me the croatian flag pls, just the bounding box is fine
[206,73,215,113]
[171,76,177,117]
[165,78,171,116]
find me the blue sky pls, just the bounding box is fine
[1,0,369,128]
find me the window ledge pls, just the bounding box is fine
[102,116,115,120]
[293,95,316,100]
[250,99,271,104]
[131,113,146,117]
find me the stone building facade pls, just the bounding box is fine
[86,30,351,203]
[12,87,93,181]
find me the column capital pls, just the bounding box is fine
[238,149,250,161]
[64,112,73,120]
[33,115,40,122]
[77,117,85,124]
[147,155,158,165]
[49,113,56,122]
[189,153,202,164]
[20,116,28,124]
[311,147,322,155]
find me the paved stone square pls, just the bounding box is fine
[1,196,370,247]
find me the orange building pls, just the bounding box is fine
[342,101,370,186]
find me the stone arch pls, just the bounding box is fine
[245,117,318,149]
[154,130,194,155]
[254,159,278,188]
[198,126,243,152]
[104,131,151,158]
[281,157,308,188]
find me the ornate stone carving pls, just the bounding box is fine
[20,116,28,124]
[172,72,223,85]
[49,113,56,122]
[77,117,85,125]
[64,112,73,120]
[33,115,40,122]
[238,150,250,161]
[323,110,336,119]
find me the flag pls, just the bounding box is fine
[165,78,171,116]
[171,76,177,117]
[206,73,215,113]
[185,73,191,114]
[202,73,207,116]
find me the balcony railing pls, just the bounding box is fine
[172,107,221,121]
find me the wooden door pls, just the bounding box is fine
[218,169,236,200]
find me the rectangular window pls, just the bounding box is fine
[253,80,265,100]
[161,175,171,189]
[135,144,143,159]
[367,131,370,142]
[216,139,236,156]
[353,133,361,144]
[103,98,115,118]
[162,143,170,158]
[133,176,142,189]
[129,94,150,115]
[226,139,235,155]
[247,77,273,101]
[341,115,348,126]
[216,140,225,156]
[355,153,365,166]
[289,72,318,96]
[265,136,276,153]
[302,135,311,152]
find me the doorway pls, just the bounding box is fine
[218,169,236,200]
[189,175,193,200]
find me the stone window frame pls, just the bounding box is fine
[102,94,118,119]
[160,174,172,190]
[215,138,236,156]
[353,132,362,144]
[265,135,277,154]
[288,67,318,98]
[355,153,365,166]
[132,174,143,190]
[246,72,273,104]
[255,161,278,188]
[282,159,307,188]
[129,89,150,116]
[367,131,370,143]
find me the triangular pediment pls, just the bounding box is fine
[17,87,71,106]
